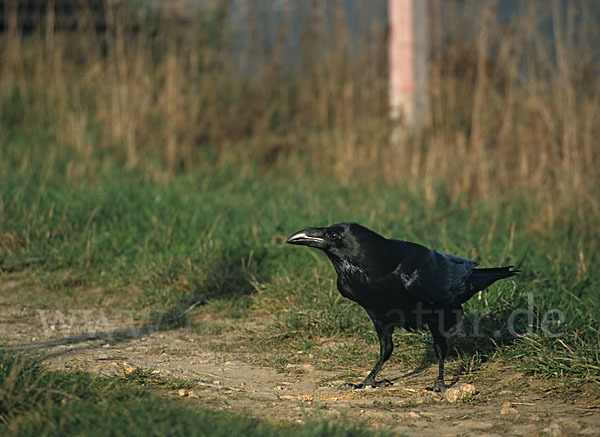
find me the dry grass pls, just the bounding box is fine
[1,0,598,226]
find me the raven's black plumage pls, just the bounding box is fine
[286,222,519,391]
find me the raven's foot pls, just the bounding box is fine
[426,379,447,393]
[343,378,392,389]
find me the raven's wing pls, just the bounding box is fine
[388,240,478,303]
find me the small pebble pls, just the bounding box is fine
[444,383,476,403]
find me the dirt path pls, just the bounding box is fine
[2,295,599,436]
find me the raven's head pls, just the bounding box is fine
[286,223,387,267]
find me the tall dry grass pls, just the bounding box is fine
[1,0,598,226]
[423,0,600,226]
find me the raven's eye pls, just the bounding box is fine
[330,232,340,240]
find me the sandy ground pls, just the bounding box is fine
[1,283,599,436]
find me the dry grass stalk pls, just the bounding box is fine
[0,1,598,226]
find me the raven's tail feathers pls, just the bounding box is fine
[460,266,520,303]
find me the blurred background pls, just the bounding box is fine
[1,0,598,227]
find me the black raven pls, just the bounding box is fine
[286,222,519,391]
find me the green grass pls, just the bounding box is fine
[3,143,599,378]
[0,347,393,437]
[1,130,599,432]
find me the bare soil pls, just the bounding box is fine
[1,280,599,436]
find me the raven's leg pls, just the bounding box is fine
[347,322,393,388]
[429,326,448,392]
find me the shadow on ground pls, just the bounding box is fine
[20,247,269,359]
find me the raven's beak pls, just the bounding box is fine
[286,227,327,248]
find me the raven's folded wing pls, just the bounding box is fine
[389,241,478,303]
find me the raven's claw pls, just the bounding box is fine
[427,380,447,393]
